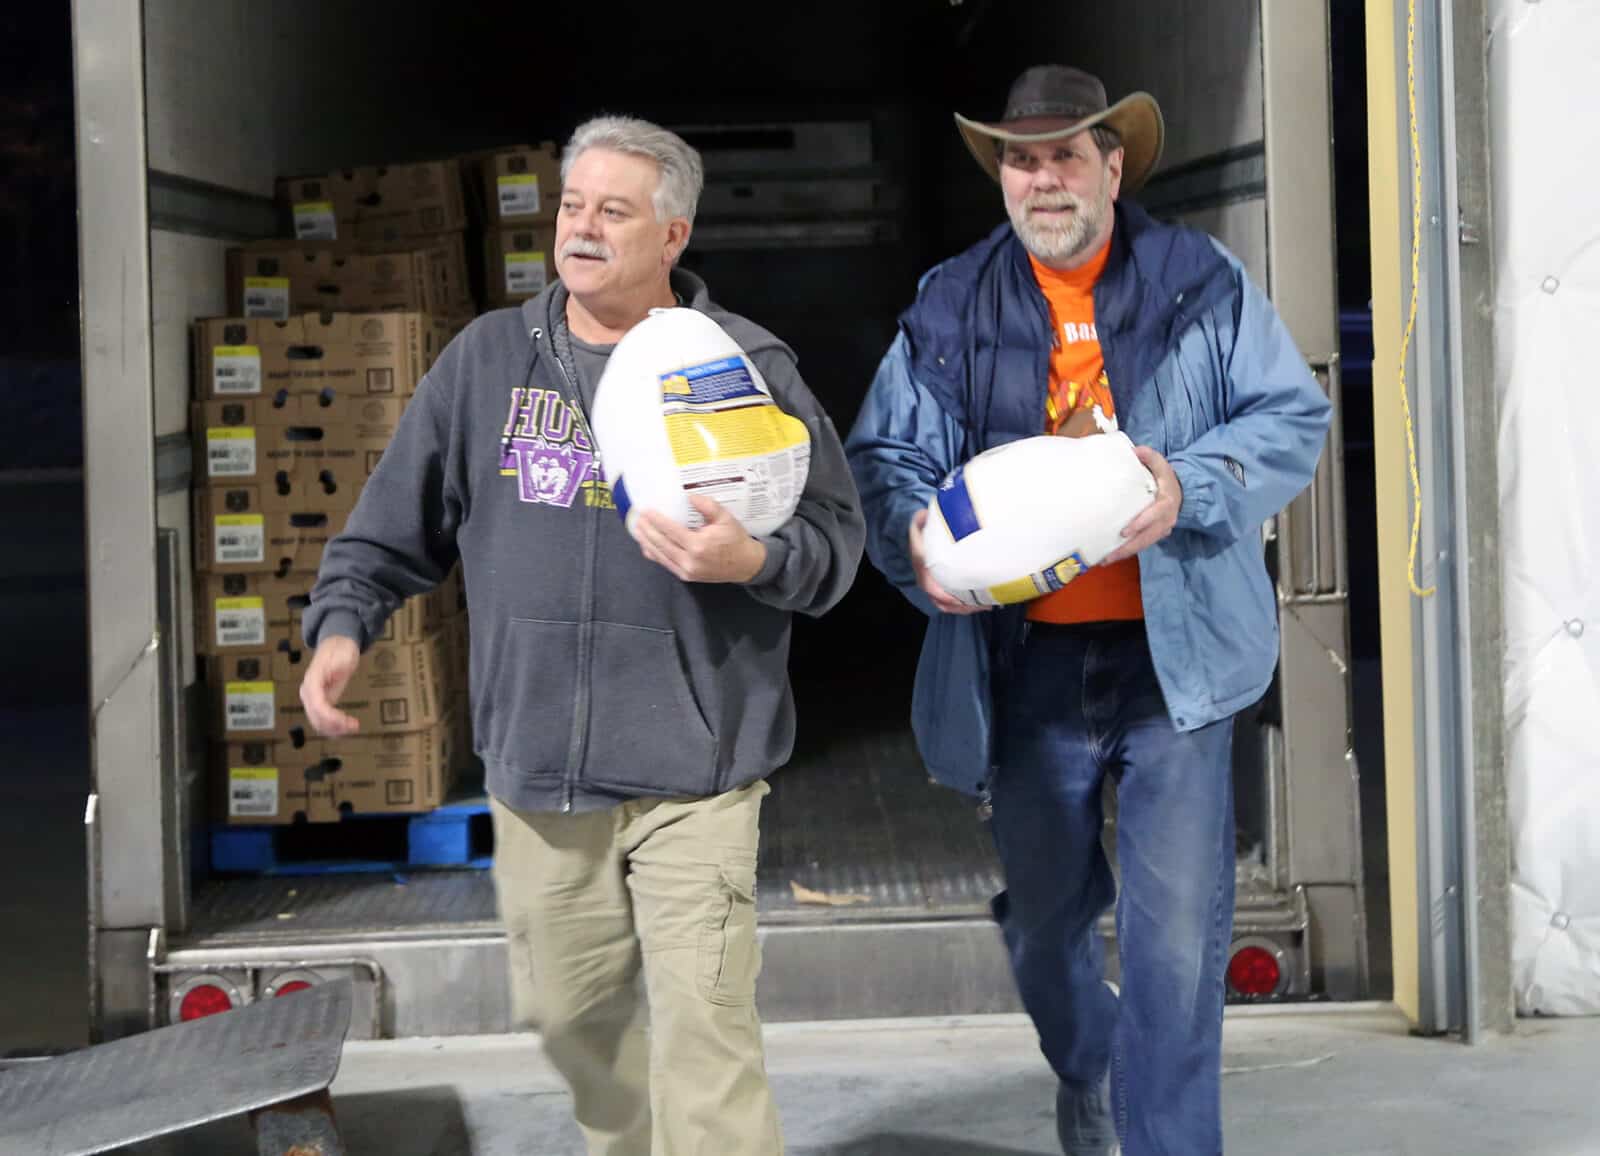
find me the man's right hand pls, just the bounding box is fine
[910,508,990,616]
[299,635,362,737]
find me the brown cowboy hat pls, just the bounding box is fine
[955,65,1165,193]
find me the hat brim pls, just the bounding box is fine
[955,92,1166,193]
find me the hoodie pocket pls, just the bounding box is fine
[583,621,718,798]
[474,618,579,778]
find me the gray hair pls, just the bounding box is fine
[561,116,705,226]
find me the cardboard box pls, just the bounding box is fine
[225,244,458,319]
[194,571,316,656]
[193,425,369,509]
[278,160,469,242]
[207,629,451,741]
[194,568,461,655]
[192,391,409,434]
[193,313,440,402]
[194,485,348,574]
[360,231,476,316]
[338,160,467,236]
[192,397,404,495]
[486,226,557,305]
[479,144,563,226]
[218,717,458,824]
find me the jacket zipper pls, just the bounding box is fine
[531,325,600,814]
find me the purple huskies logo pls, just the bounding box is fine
[501,386,597,509]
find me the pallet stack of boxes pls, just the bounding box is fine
[474,142,563,308]
[192,159,480,839]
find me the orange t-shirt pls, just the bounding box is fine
[1026,239,1145,624]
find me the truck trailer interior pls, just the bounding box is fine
[82,0,1377,1037]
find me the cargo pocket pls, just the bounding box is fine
[697,856,760,1006]
[584,622,718,798]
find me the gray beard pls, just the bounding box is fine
[1009,189,1109,265]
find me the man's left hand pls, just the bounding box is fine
[634,495,767,583]
[1102,445,1183,564]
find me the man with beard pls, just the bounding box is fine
[844,66,1330,1155]
[300,116,864,1154]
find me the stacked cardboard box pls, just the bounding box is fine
[475,142,562,307]
[225,240,474,324]
[191,311,472,826]
[277,159,469,244]
[193,150,532,832]
[237,158,481,330]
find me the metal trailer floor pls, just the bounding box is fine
[186,725,1296,941]
[116,1006,1600,1155]
[176,727,1314,1029]
[185,727,1003,943]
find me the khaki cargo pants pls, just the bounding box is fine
[490,780,782,1156]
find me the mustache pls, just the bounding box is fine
[1023,192,1084,214]
[560,237,614,261]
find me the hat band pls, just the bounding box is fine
[1001,101,1097,123]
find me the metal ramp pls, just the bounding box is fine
[0,978,351,1155]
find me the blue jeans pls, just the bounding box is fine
[990,621,1236,1155]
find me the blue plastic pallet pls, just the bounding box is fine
[210,796,493,876]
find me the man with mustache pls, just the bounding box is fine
[845,66,1331,1154]
[299,116,864,1154]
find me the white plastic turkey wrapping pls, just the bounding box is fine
[1491,0,1600,1014]
[921,432,1156,607]
[590,308,810,538]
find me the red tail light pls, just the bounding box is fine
[263,969,322,1000]
[1227,944,1284,997]
[176,980,238,1021]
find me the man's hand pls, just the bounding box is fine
[634,495,767,583]
[298,635,362,737]
[910,508,989,615]
[1103,445,1183,564]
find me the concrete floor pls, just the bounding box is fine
[117,1006,1600,1155]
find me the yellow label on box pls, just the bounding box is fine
[243,278,290,319]
[214,344,261,359]
[211,345,263,395]
[213,514,265,565]
[228,766,279,817]
[497,173,542,216]
[223,681,276,733]
[292,202,337,241]
[206,426,257,478]
[505,252,548,297]
[214,594,268,649]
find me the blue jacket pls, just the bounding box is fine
[844,201,1332,796]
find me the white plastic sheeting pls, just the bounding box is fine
[1491,0,1600,1015]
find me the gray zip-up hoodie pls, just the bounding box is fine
[303,270,865,812]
